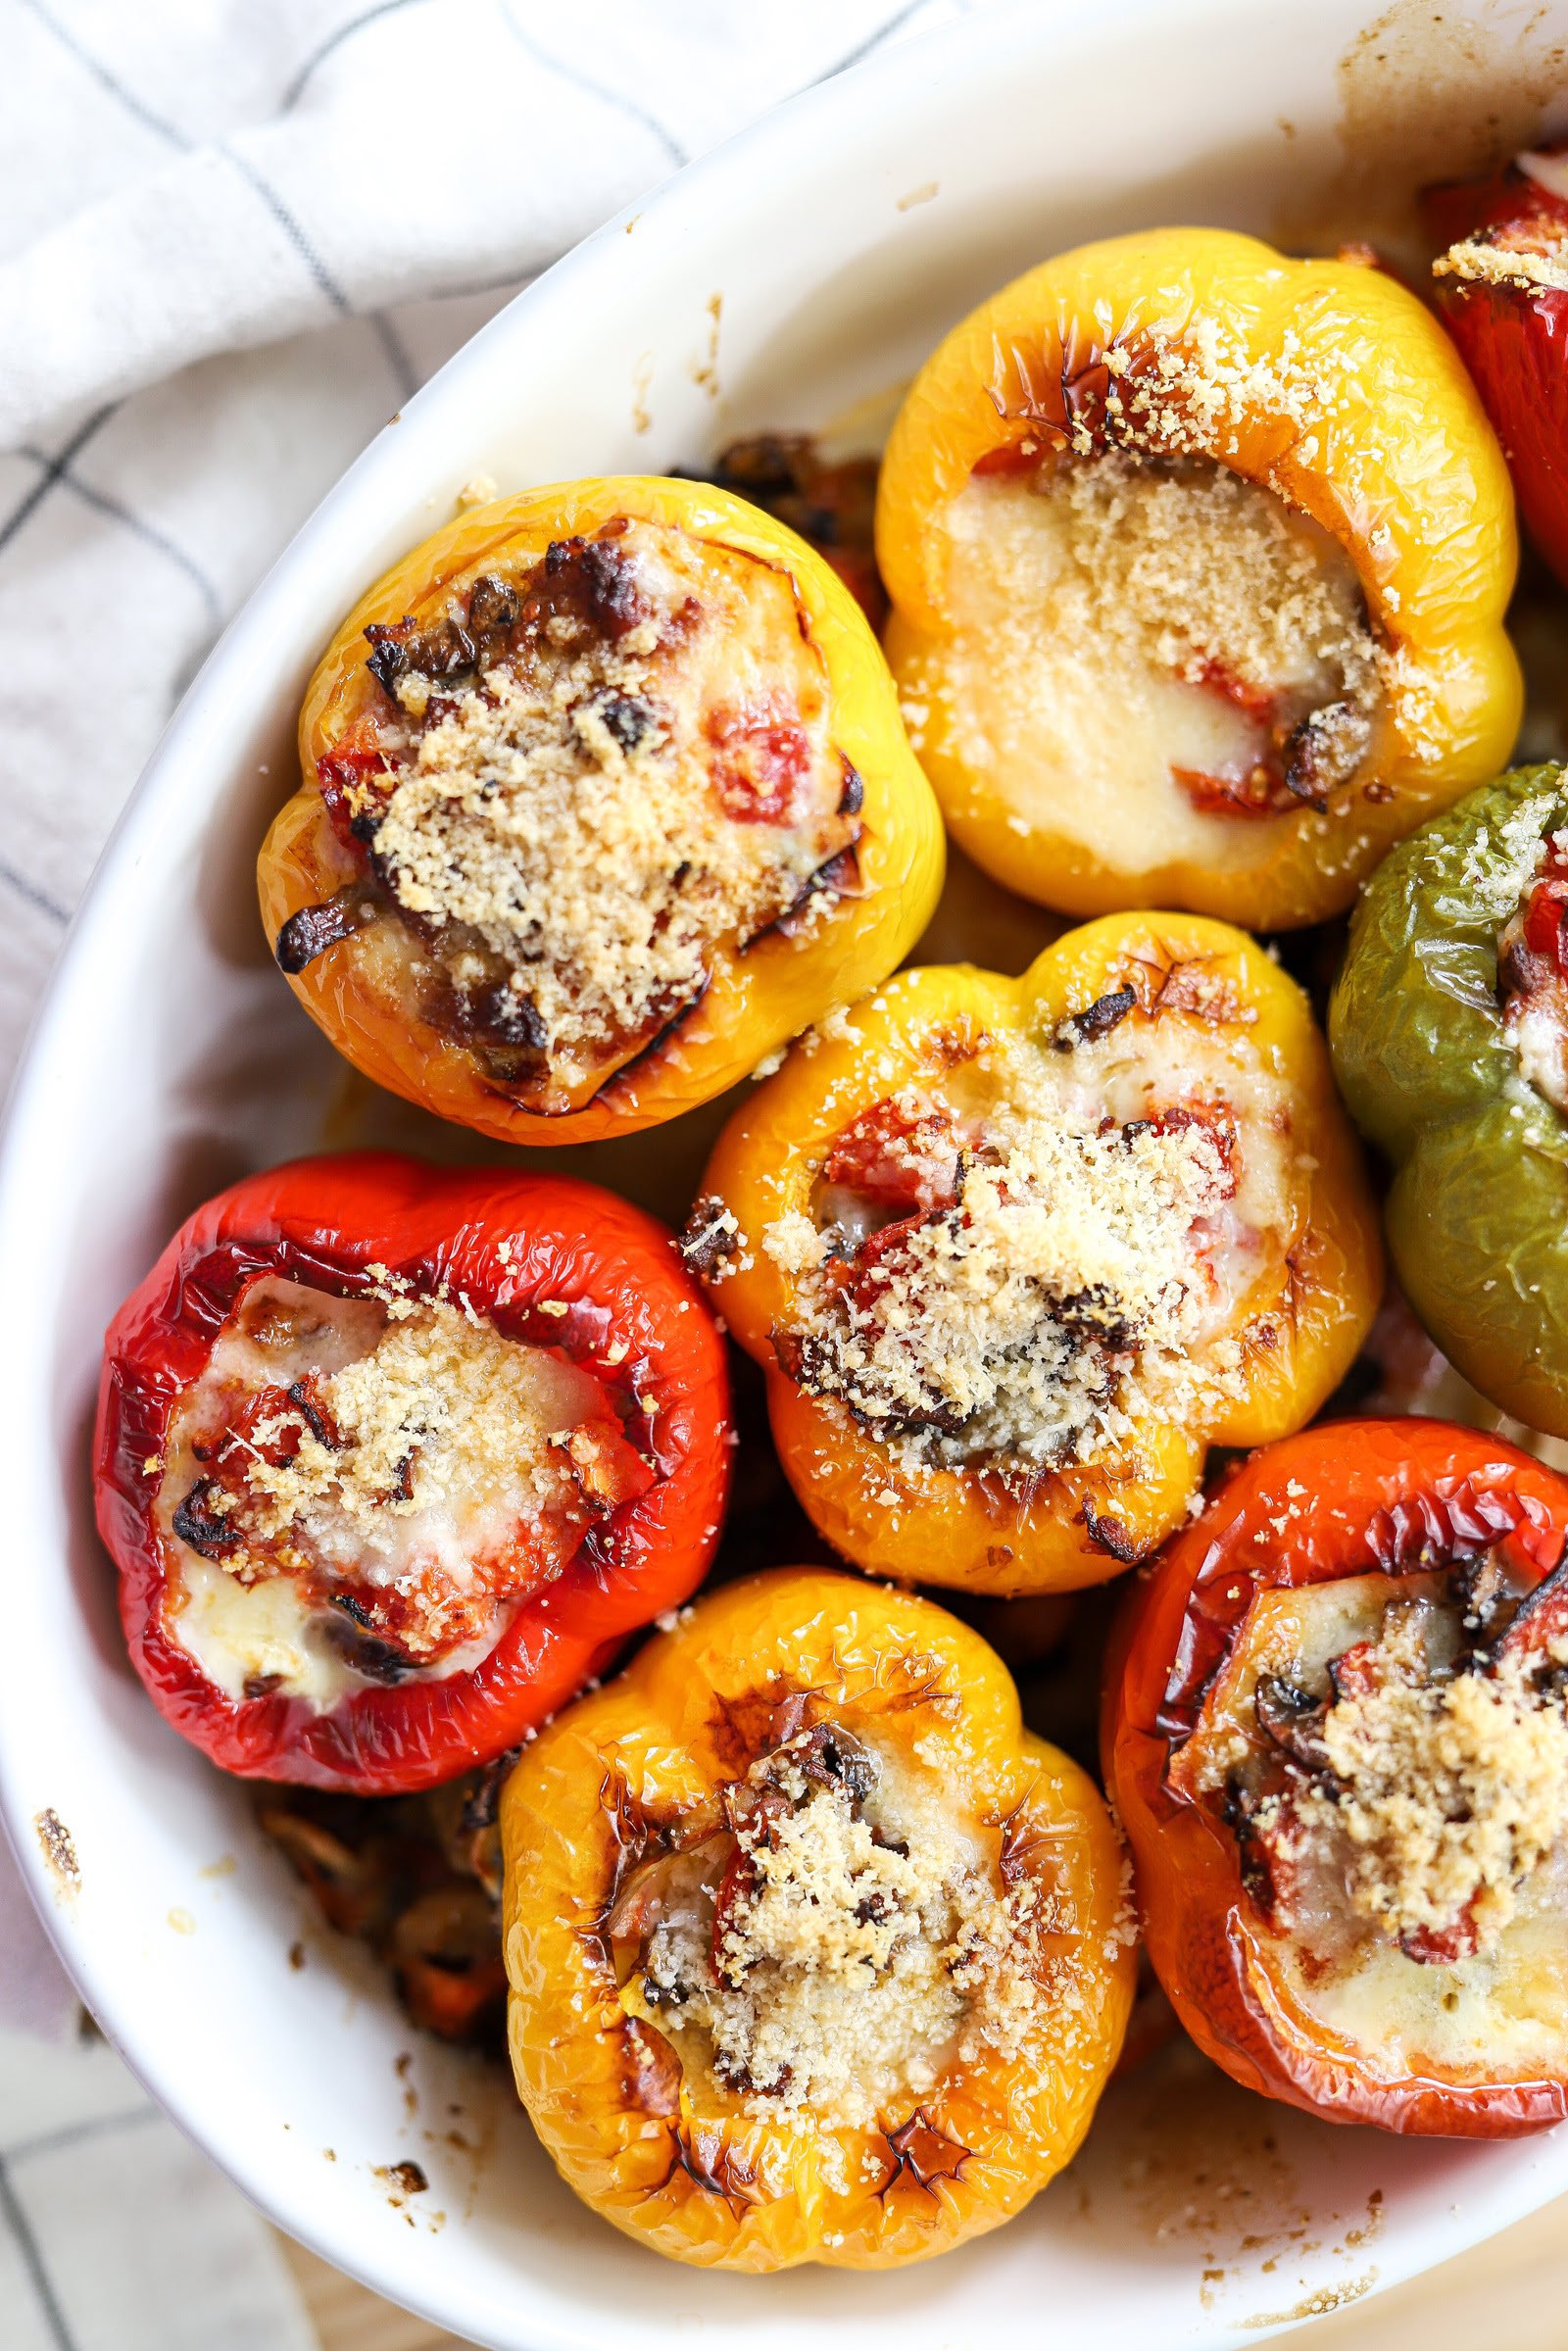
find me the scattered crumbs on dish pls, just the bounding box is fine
[631,349,654,434]
[322,2147,337,2163]
[458,472,499,510]
[198,1853,236,1880]
[396,2050,418,2121]
[1241,2273,1377,2328]
[34,1808,79,1899]
[288,1939,307,1971]
[693,292,722,400]
[897,180,939,211]
[167,1908,196,1935]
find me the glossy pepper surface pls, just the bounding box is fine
[877,227,1520,930]
[1330,763,1568,1439]
[94,1152,730,1792]
[689,912,1381,1595]
[1105,1420,1568,2136]
[259,476,943,1146]
[500,1568,1133,2269]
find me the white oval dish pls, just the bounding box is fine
[5,1,1568,2343]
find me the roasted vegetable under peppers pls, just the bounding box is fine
[95,1153,730,1791]
[1427,141,1568,588]
[686,912,1380,1594]
[1330,763,1568,1439]
[1105,1421,1568,2136]
[260,476,942,1145]
[500,1568,1132,2268]
[878,227,1520,930]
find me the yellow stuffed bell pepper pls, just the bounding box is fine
[684,913,1381,1593]
[500,1568,1133,2270]
[259,476,943,1145]
[878,228,1520,931]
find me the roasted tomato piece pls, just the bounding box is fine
[877,226,1519,930]
[685,913,1379,1594]
[260,477,941,1146]
[95,1153,730,1791]
[1105,1420,1568,2135]
[1427,143,1568,586]
[500,1569,1132,2269]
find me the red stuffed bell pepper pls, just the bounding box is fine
[1426,141,1568,585]
[1106,1420,1568,2136]
[94,1153,730,1792]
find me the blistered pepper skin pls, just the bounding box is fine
[1104,1421,1568,2136]
[258,477,943,1148]
[877,228,1521,931]
[1330,764,1568,1439]
[697,913,1381,1595]
[500,1568,1134,2269]
[94,1152,731,1791]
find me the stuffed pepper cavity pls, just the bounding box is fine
[94,1153,730,1791]
[500,1568,1133,2269]
[877,227,1520,930]
[684,913,1380,1594]
[1426,140,1568,587]
[1330,762,1568,1439]
[260,476,943,1144]
[1106,1421,1568,2136]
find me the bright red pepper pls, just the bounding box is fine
[1104,1420,1568,2136]
[94,1153,730,1793]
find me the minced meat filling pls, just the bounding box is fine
[627,1724,1041,2128]
[331,518,859,1100]
[1200,1564,1568,1968]
[1497,827,1568,1113]
[757,1023,1288,1474]
[159,1275,644,1686]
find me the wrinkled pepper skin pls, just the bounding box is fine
[1426,146,1568,588]
[696,913,1381,1595]
[259,476,943,1146]
[94,1153,730,1791]
[877,227,1521,930]
[500,1568,1133,2268]
[1104,1420,1568,2136]
[1330,764,1568,1438]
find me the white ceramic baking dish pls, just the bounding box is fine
[5,0,1568,2341]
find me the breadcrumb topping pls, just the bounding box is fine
[364,520,856,1090]
[1296,1606,1568,1955]
[638,1733,1041,2128]
[1435,235,1568,294]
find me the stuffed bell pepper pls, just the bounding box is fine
[1331,762,1568,1439]
[260,477,943,1145]
[500,1568,1133,2269]
[878,227,1520,930]
[94,1153,730,1791]
[1427,140,1568,587]
[684,912,1381,1593]
[1106,1421,1568,2136]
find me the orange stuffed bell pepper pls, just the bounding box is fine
[877,227,1520,930]
[259,476,943,1145]
[684,912,1380,1595]
[1105,1421,1568,2136]
[500,1568,1133,2269]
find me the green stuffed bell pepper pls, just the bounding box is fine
[1330,762,1568,1437]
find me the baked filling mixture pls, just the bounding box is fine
[157,1275,651,1705]
[1172,1553,1568,2076]
[746,991,1294,1480]
[290,517,862,1111]
[1498,827,1568,1113]
[609,1718,1044,2131]
[1434,207,1568,297]
[918,447,1385,862]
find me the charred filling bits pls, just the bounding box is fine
[1217,1554,1568,1968]
[294,518,863,1110]
[610,1717,1040,2130]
